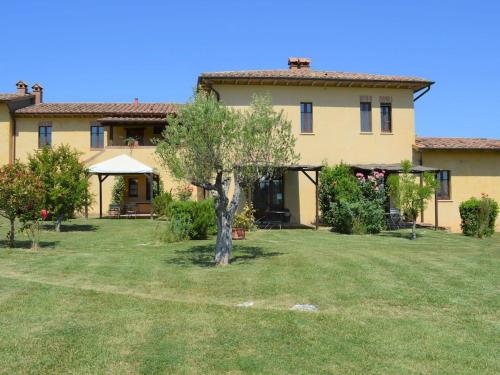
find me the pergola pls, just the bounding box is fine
[88,154,160,219]
[284,165,323,230]
[351,163,441,229]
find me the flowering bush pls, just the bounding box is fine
[320,164,386,234]
[233,203,256,231]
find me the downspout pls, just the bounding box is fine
[413,84,432,102]
[196,77,220,101]
[8,105,17,164]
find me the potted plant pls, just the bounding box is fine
[125,136,139,149]
[232,203,256,240]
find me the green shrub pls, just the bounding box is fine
[152,191,173,217]
[167,199,217,240]
[459,195,498,238]
[111,176,125,205]
[157,217,190,243]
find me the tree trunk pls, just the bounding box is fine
[7,218,15,248]
[215,215,232,265]
[213,173,242,266]
[55,215,63,232]
[411,220,417,240]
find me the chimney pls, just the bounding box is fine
[133,98,139,106]
[16,80,28,95]
[288,57,311,70]
[32,83,43,104]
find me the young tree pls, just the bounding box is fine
[0,163,44,247]
[28,145,92,232]
[156,92,298,265]
[388,160,437,240]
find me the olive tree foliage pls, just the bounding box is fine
[0,163,44,247]
[28,145,92,232]
[156,92,298,265]
[388,160,437,240]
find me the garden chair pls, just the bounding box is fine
[108,203,121,219]
[125,203,137,219]
[386,208,404,230]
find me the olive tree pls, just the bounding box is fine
[156,92,298,265]
[0,163,44,247]
[388,160,437,240]
[28,145,92,232]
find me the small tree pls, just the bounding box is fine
[156,92,298,265]
[0,163,44,247]
[28,145,92,232]
[388,160,437,239]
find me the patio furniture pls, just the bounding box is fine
[386,208,405,230]
[125,203,137,219]
[108,204,121,219]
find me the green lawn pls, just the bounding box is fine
[0,219,498,374]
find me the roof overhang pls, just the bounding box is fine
[199,76,433,92]
[89,154,157,175]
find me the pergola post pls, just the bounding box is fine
[315,170,319,230]
[98,174,109,219]
[148,173,154,220]
[98,174,103,218]
[434,172,439,230]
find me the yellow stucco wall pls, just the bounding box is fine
[14,117,183,215]
[420,150,500,232]
[214,84,416,225]
[0,104,12,165]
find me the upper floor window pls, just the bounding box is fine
[360,102,372,132]
[91,125,105,148]
[380,103,392,133]
[38,123,52,148]
[128,178,138,197]
[300,102,313,133]
[436,170,450,200]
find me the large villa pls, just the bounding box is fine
[1,57,499,231]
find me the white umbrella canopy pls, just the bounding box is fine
[89,154,155,174]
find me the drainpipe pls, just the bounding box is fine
[413,85,432,102]
[196,77,220,101]
[8,105,17,163]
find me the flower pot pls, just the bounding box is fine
[232,227,246,240]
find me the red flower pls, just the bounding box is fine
[41,209,49,220]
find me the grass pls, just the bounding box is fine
[0,218,499,374]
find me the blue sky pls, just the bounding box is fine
[2,0,499,138]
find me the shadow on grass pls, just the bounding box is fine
[167,244,283,267]
[41,223,98,232]
[377,231,419,240]
[0,239,59,249]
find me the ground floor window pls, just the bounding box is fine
[252,177,284,214]
[128,178,138,197]
[436,170,450,200]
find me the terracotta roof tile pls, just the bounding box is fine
[0,93,33,102]
[415,137,500,150]
[199,69,433,90]
[15,102,178,116]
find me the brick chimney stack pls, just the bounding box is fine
[32,83,43,104]
[16,80,28,95]
[288,57,311,70]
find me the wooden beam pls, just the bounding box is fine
[315,170,319,230]
[434,172,439,230]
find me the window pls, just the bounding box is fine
[380,103,392,133]
[38,124,52,148]
[437,171,450,200]
[90,125,105,148]
[128,178,138,197]
[300,102,313,133]
[360,102,372,132]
